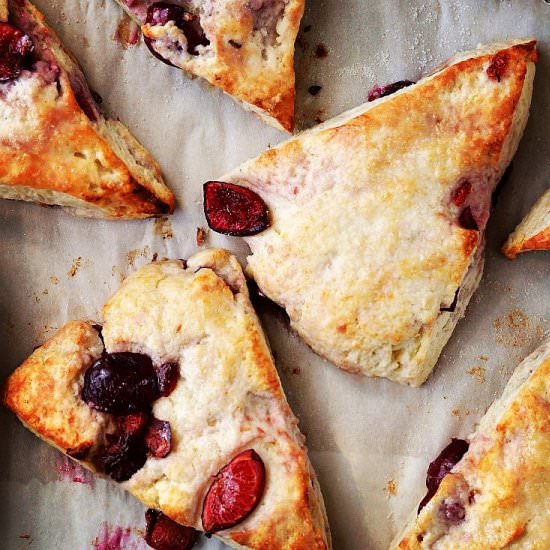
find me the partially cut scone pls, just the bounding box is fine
[0,0,174,219]
[3,249,331,549]
[391,339,550,549]
[204,40,537,386]
[113,0,304,132]
[502,186,550,258]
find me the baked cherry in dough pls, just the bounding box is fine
[0,22,33,81]
[202,449,266,533]
[204,181,271,236]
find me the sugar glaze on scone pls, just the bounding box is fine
[391,340,550,549]
[113,0,304,132]
[3,250,330,550]
[0,0,174,219]
[502,186,550,258]
[213,40,537,386]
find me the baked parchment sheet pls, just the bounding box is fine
[0,1,549,548]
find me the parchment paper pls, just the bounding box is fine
[1,1,549,548]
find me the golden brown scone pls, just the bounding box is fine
[3,250,331,550]
[391,340,550,549]
[502,186,550,258]
[0,0,174,219]
[114,0,304,132]
[210,40,537,386]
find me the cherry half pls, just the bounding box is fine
[0,22,34,82]
[203,181,271,237]
[202,449,266,533]
[145,509,198,550]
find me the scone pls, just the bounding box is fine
[3,249,331,550]
[203,40,537,386]
[0,0,174,219]
[113,0,304,132]
[502,186,550,258]
[391,339,550,549]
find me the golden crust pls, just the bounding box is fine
[2,321,108,460]
[2,250,330,550]
[217,40,537,385]
[116,0,304,132]
[0,0,174,219]
[502,186,550,258]
[392,340,550,549]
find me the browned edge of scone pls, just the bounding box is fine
[4,0,175,219]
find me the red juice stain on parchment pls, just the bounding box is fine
[92,522,147,550]
[55,454,93,485]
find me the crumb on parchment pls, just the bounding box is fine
[67,257,82,278]
[385,479,398,496]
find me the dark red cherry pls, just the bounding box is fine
[145,418,172,458]
[367,80,414,101]
[145,509,198,550]
[144,2,209,63]
[458,206,479,231]
[82,352,159,414]
[157,362,179,397]
[202,449,265,533]
[203,181,271,237]
[0,22,34,81]
[120,411,149,436]
[99,433,147,482]
[418,438,469,513]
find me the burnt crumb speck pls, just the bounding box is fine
[314,43,329,58]
[308,85,322,96]
[196,226,208,247]
[228,39,242,49]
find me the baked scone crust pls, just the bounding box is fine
[216,40,537,385]
[114,0,304,132]
[3,250,330,550]
[0,0,174,219]
[391,340,550,549]
[502,186,550,258]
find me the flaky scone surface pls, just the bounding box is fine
[3,250,330,550]
[115,0,304,132]
[0,0,174,219]
[502,186,550,258]
[392,340,550,549]
[217,40,537,385]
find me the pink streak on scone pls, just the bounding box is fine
[92,522,148,550]
[55,453,93,485]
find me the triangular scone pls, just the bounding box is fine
[210,40,537,386]
[3,250,331,550]
[0,0,174,219]
[391,340,550,549]
[113,0,304,132]
[502,187,550,258]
